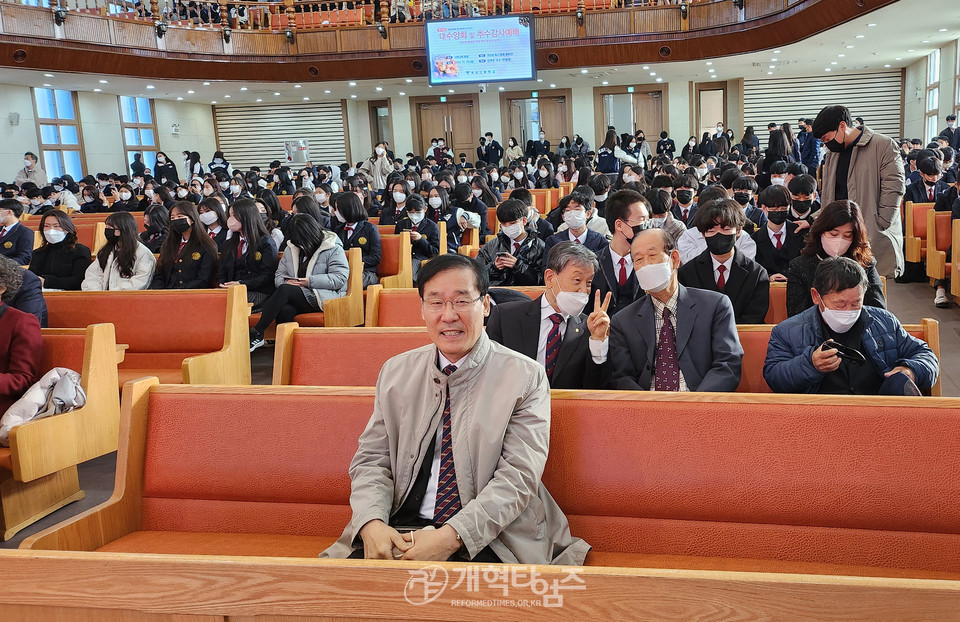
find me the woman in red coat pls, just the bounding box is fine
[0,257,42,415]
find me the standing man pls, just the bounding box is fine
[321,254,590,565]
[14,152,47,187]
[940,115,960,152]
[799,119,821,172]
[813,105,905,278]
[484,132,503,166]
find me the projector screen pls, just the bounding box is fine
[425,15,536,86]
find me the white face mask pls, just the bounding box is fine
[513,171,525,180]
[392,191,407,204]
[119,191,132,200]
[623,174,637,184]
[334,210,346,223]
[716,126,723,132]
[821,235,852,257]
[636,259,673,293]
[408,211,425,224]
[406,180,416,190]
[428,196,443,209]
[820,305,861,334]
[375,147,385,156]
[218,181,229,190]
[177,189,188,198]
[83,195,94,203]
[949,122,957,129]
[490,172,499,181]
[539,170,549,178]
[457,175,468,184]
[257,179,268,189]
[501,222,524,240]
[595,193,608,202]
[697,168,708,179]
[550,282,589,317]
[422,173,433,181]
[526,163,536,174]
[770,177,786,186]
[203,187,214,196]
[649,217,667,227]
[54,185,63,191]
[689,140,697,147]
[539,134,545,140]
[347,167,356,176]
[563,210,586,230]
[157,157,166,164]
[315,192,327,204]
[145,188,155,198]
[30,198,43,206]
[230,184,241,195]
[44,229,67,244]
[438,142,445,148]
[23,159,32,168]
[558,166,567,173]
[199,211,218,226]
[472,188,482,198]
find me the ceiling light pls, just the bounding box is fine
[549,83,556,88]
[294,84,301,88]
[303,97,309,101]
[855,34,864,39]
[273,92,280,96]
[709,68,716,72]
[938,28,947,32]
[921,40,930,44]
[448,89,455,93]
[825,68,831,72]
[655,78,663,83]
[537,79,543,83]
[907,49,914,52]
[767,72,773,75]
[240,87,248,91]
[649,72,656,76]
[324,89,331,94]
[42,83,51,87]
[770,58,778,62]
[349,81,357,86]
[831,61,838,65]
[256,98,263,102]
[177,97,183,100]
[602,81,609,85]
[643,65,650,69]
[705,62,712,66]
[187,90,195,94]
[224,94,230,98]
[98,79,108,84]
[398,91,405,96]
[43,73,54,77]
[580,69,588,74]
[498,87,505,91]
[146,85,155,89]
[202,82,210,86]
[845,45,854,49]
[211,100,217,104]
[838,53,845,57]
[768,65,774,69]
[896,57,902,60]
[375,87,383,92]
[93,88,101,92]
[405,79,413,83]
[774,50,781,53]
[350,94,357,99]
[884,64,891,68]
[867,23,876,27]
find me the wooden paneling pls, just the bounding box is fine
[63,13,111,44]
[387,23,424,49]
[111,20,158,49]
[535,15,577,40]
[0,604,221,621]
[746,0,787,20]
[1,4,55,38]
[165,27,224,55]
[633,6,682,33]
[296,30,339,54]
[585,11,630,37]
[230,32,291,56]
[339,27,382,51]
[688,0,740,30]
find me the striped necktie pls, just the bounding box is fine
[433,364,461,525]
[544,313,564,380]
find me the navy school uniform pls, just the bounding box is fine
[336,220,382,277]
[218,235,278,296]
[394,216,440,261]
[150,243,217,289]
[0,222,35,265]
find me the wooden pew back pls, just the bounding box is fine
[363,286,544,327]
[904,201,935,263]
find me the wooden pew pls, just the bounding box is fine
[925,209,952,282]
[44,286,251,386]
[765,278,887,324]
[0,323,121,540]
[22,382,960,588]
[363,286,544,327]
[904,201,935,263]
[30,221,105,256]
[378,232,413,288]
[457,227,480,255]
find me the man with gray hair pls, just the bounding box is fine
[487,241,612,389]
[764,257,938,395]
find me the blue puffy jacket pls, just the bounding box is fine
[763,305,939,393]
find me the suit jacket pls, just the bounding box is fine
[608,285,743,392]
[0,222,35,265]
[934,186,959,213]
[9,269,47,327]
[904,178,951,205]
[486,295,607,389]
[590,245,641,318]
[218,235,279,295]
[394,216,440,261]
[0,303,43,416]
[671,202,698,228]
[751,222,804,277]
[542,229,608,265]
[336,220,381,272]
[678,248,770,324]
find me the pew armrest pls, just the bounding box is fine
[182,284,251,385]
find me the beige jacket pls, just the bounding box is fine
[321,332,590,565]
[81,242,156,291]
[820,126,905,278]
[358,155,393,191]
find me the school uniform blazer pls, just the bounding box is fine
[207,227,230,253]
[677,248,770,324]
[751,222,804,277]
[150,243,217,289]
[542,229,609,264]
[486,295,608,390]
[394,216,440,260]
[336,221,382,272]
[671,202,698,228]
[590,245,642,319]
[218,235,279,295]
[904,178,951,205]
[0,222,35,265]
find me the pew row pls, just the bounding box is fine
[904,201,935,264]
[44,286,251,386]
[0,323,121,540]
[363,285,544,327]
[925,208,952,281]
[22,383,960,587]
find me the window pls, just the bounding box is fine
[119,96,158,176]
[32,88,84,181]
[924,51,940,144]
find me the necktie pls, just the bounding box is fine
[654,308,681,391]
[346,225,354,239]
[618,257,627,287]
[237,238,244,258]
[178,240,187,254]
[512,241,520,255]
[717,265,726,291]
[774,232,783,250]
[929,186,935,201]
[209,229,216,238]
[682,208,689,223]
[544,313,564,380]
[433,364,461,525]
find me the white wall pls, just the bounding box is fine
[903,58,926,141]
[569,87,595,147]
[478,91,502,143]
[155,100,217,163]
[0,84,39,182]
[666,81,691,145]
[77,92,126,175]
[390,95,414,159]
[939,39,958,124]
[345,98,372,165]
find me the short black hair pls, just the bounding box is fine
[643,188,670,217]
[417,253,488,299]
[812,105,853,139]
[405,193,425,212]
[693,198,747,234]
[788,174,817,196]
[812,256,867,296]
[918,158,942,176]
[604,189,646,230]
[719,168,742,190]
[673,174,698,190]
[785,162,808,176]
[769,160,789,175]
[731,176,758,192]
[0,198,24,217]
[496,198,526,223]
[758,185,791,208]
[510,187,533,207]
[568,187,595,211]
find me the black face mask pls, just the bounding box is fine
[104,227,119,241]
[825,128,847,153]
[676,189,694,205]
[792,199,813,215]
[260,213,270,224]
[733,192,751,206]
[766,209,789,225]
[705,232,737,256]
[170,218,191,235]
[624,220,653,239]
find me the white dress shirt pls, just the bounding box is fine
[710,252,734,287]
[538,295,608,366]
[418,352,459,521]
[566,228,588,244]
[767,225,786,249]
[609,246,634,281]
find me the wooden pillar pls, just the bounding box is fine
[150,0,159,19]
[379,0,389,24]
[218,0,229,29]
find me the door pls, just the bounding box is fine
[416,98,480,161]
[698,88,726,141]
[603,93,634,136]
[510,98,541,150]
[536,96,567,148]
[634,92,663,137]
[418,103,448,157]
[368,100,393,150]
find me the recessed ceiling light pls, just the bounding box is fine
[549,83,556,88]
[825,68,831,72]
[240,87,248,91]
[855,34,864,39]
[203,82,210,86]
[405,79,413,83]
[324,89,331,94]
[211,100,217,104]
[350,94,357,98]
[643,65,650,69]
[650,72,656,76]
[921,40,929,43]
[884,64,891,68]
[907,49,914,52]
[274,92,280,96]
[705,62,712,66]
[709,68,716,72]
[294,84,302,88]
[98,79,108,84]
[895,57,902,60]
[224,94,231,98]
[831,61,838,65]
[43,73,54,77]
[398,92,405,96]
[838,53,845,57]
[845,45,854,49]
[187,90,195,94]
[938,28,947,32]
[42,83,51,87]
[256,98,263,102]
[93,88,101,92]
[448,89,455,93]
[177,97,183,100]
[867,23,876,27]
[303,97,309,101]
[602,81,609,85]
[770,58,778,62]
[349,81,357,86]
[774,50,781,53]
[655,78,663,83]
[537,79,543,83]
[580,69,588,74]
[146,85,155,89]
[375,87,383,92]
[498,86,505,91]
[767,72,773,75]
[768,65,774,69]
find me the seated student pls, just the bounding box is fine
[787,173,819,228]
[543,189,609,261]
[78,184,108,213]
[197,197,229,251]
[394,194,439,283]
[249,214,349,352]
[0,256,42,416]
[151,201,218,290]
[670,173,700,228]
[533,159,559,189]
[786,200,885,317]
[904,157,950,205]
[764,257,939,395]
[731,175,767,232]
[109,184,141,212]
[678,199,770,324]
[82,211,156,291]
[677,186,757,264]
[555,188,612,240]
[140,204,168,254]
[934,169,959,214]
[608,228,743,392]
[510,188,553,241]
[24,187,45,215]
[320,253,589,565]
[254,192,286,250]
[592,189,651,318]
[426,186,471,254]
[28,210,92,291]
[751,185,804,282]
[644,187,685,244]
[0,198,35,265]
[333,193,380,288]
[451,182,491,239]
[488,241,610,388]
[377,179,411,227]
[475,199,545,286]
[218,199,279,311]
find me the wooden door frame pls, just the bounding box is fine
[367,99,393,152]
[592,85,669,150]
[408,94,481,158]
[498,88,574,150]
[694,81,727,141]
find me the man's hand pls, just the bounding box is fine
[410,231,422,242]
[401,525,462,561]
[358,520,411,560]
[885,366,916,382]
[498,253,517,268]
[587,290,612,341]
[812,342,841,373]
[793,220,811,232]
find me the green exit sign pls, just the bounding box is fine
[440,96,447,102]
[627,86,634,93]
[531,91,538,98]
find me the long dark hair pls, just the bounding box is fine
[801,199,874,266]
[198,197,227,231]
[224,198,267,258]
[286,213,325,257]
[255,188,283,223]
[143,204,169,235]
[600,129,617,151]
[39,210,77,250]
[470,175,497,207]
[189,151,201,173]
[98,211,139,278]
[157,201,218,269]
[291,195,324,223]
[767,130,793,159]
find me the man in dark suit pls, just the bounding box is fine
[542,188,608,263]
[488,242,611,390]
[904,157,951,205]
[483,132,503,166]
[678,199,769,324]
[0,199,35,266]
[609,228,743,391]
[2,258,46,327]
[591,189,650,318]
[939,114,958,151]
[670,174,699,228]
[751,185,804,282]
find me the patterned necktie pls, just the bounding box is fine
[618,257,627,287]
[682,208,689,223]
[433,364,461,525]
[929,186,935,201]
[544,313,564,380]
[774,232,783,250]
[513,241,520,254]
[717,265,726,291]
[654,307,681,391]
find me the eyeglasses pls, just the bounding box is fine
[422,295,482,313]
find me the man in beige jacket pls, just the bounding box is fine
[813,105,906,278]
[321,253,590,565]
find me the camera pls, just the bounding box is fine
[479,83,487,94]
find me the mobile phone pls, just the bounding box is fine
[822,340,866,365]
[496,251,510,258]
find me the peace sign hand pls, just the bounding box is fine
[587,290,612,342]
